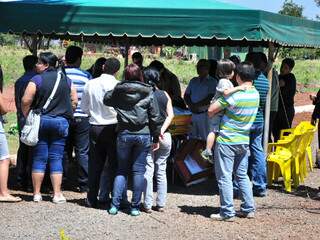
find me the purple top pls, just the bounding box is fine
[31,71,72,89]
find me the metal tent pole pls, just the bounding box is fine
[124,43,130,67]
[263,43,275,152]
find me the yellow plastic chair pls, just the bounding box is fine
[293,132,310,186]
[267,134,299,192]
[279,121,311,140]
[267,146,293,192]
[285,121,317,174]
[277,121,317,186]
[304,123,317,172]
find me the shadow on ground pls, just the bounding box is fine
[268,182,320,200]
[178,205,220,218]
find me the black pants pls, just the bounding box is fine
[272,107,295,142]
[16,139,32,188]
[87,124,117,206]
[268,111,277,143]
[63,117,90,189]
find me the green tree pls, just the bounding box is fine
[278,0,308,58]
[279,0,304,18]
[315,0,320,19]
[0,33,18,46]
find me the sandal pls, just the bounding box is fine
[0,195,22,202]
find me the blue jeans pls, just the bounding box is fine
[144,132,172,209]
[214,143,255,218]
[32,115,69,174]
[249,122,267,194]
[63,117,90,188]
[112,132,151,209]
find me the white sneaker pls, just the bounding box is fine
[52,194,66,204]
[33,194,42,202]
[210,213,235,222]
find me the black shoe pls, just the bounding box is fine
[253,190,267,197]
[120,200,131,210]
[78,186,89,193]
[85,198,97,208]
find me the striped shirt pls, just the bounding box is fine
[253,72,269,123]
[217,87,260,145]
[65,67,92,117]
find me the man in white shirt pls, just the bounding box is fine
[81,57,120,208]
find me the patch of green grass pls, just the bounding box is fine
[292,60,320,85]
[2,45,320,154]
[2,45,320,88]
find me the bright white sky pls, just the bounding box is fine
[222,0,319,19]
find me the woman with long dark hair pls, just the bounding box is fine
[142,68,174,213]
[22,52,77,203]
[104,64,161,216]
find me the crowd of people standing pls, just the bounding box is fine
[0,46,303,220]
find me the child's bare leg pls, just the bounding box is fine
[206,132,216,151]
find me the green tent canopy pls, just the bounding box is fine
[1,0,320,47]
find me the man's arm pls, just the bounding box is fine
[70,84,78,111]
[223,85,246,97]
[14,82,20,111]
[80,83,90,115]
[208,100,223,118]
[0,92,8,115]
[22,82,36,117]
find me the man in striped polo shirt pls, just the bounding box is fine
[245,52,269,197]
[208,62,259,221]
[64,46,92,192]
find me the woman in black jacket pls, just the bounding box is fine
[104,63,161,216]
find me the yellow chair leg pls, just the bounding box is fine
[267,162,275,186]
[283,165,292,192]
[292,156,300,188]
[306,146,313,172]
[273,164,281,181]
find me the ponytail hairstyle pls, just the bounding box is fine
[143,67,160,90]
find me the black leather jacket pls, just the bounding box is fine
[103,80,161,143]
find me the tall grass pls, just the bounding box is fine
[1,46,320,154]
[0,45,319,88]
[0,46,198,87]
[292,60,320,85]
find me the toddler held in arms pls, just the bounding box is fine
[201,59,248,162]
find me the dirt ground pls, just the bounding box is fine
[1,166,319,240]
[1,87,319,240]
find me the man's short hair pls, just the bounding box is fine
[236,62,256,82]
[197,59,210,70]
[282,58,295,69]
[104,57,121,75]
[149,60,165,72]
[132,52,143,61]
[245,52,266,71]
[229,55,241,65]
[23,55,38,72]
[65,45,83,64]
